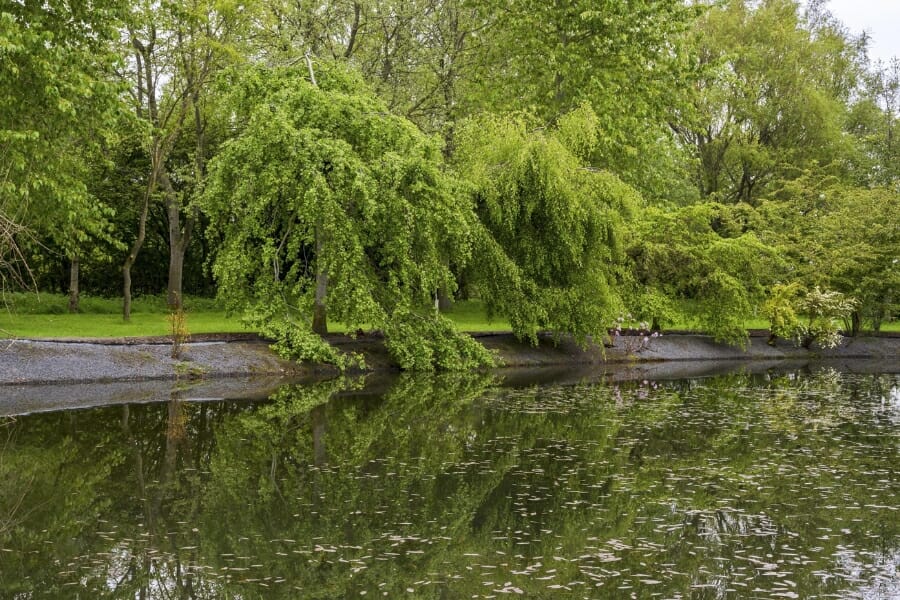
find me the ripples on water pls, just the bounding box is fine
[0,369,897,598]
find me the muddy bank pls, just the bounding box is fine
[1,330,898,387]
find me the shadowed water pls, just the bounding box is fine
[1,368,897,598]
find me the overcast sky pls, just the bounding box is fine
[822,0,900,65]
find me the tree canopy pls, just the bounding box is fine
[202,62,492,369]
[454,105,638,343]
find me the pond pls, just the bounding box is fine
[1,367,898,598]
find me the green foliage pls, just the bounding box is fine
[798,286,856,349]
[242,301,363,371]
[0,0,129,288]
[454,106,637,344]
[467,0,702,197]
[760,179,899,331]
[765,284,856,348]
[626,202,779,346]
[676,0,862,204]
[764,282,803,342]
[203,62,488,370]
[383,308,498,371]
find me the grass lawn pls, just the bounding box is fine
[1,292,896,338]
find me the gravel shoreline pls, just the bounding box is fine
[2,331,898,386]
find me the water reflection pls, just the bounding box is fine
[0,369,897,598]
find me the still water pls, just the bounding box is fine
[1,368,897,599]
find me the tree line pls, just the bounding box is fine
[1,0,897,368]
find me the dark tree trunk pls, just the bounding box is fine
[850,310,861,337]
[68,255,79,313]
[162,172,194,310]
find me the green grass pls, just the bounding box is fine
[441,299,511,332]
[0,293,246,338]
[0,292,896,339]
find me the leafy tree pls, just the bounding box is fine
[250,0,493,144]
[759,173,899,333]
[121,0,247,316]
[453,105,637,344]
[846,59,900,188]
[0,0,127,293]
[466,0,701,197]
[674,0,863,204]
[625,202,778,345]
[202,62,494,370]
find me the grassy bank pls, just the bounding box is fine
[0,294,515,338]
[1,292,896,339]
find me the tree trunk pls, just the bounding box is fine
[123,191,150,322]
[68,255,79,313]
[437,285,453,312]
[850,310,861,337]
[162,172,194,310]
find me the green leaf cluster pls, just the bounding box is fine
[626,202,778,345]
[764,283,856,348]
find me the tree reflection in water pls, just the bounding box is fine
[0,370,897,598]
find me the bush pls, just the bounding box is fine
[765,284,855,349]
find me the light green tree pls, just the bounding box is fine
[625,202,779,345]
[120,0,249,317]
[453,105,638,344]
[202,62,494,370]
[0,0,127,293]
[673,0,863,204]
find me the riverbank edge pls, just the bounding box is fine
[2,330,898,386]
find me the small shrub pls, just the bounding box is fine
[764,284,855,349]
[167,306,190,359]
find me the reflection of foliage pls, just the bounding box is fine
[1,371,898,598]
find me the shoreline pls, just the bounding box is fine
[2,332,898,417]
[2,330,898,387]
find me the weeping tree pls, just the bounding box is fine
[452,105,638,344]
[202,62,493,370]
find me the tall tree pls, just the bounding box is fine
[673,0,864,204]
[465,0,700,196]
[122,0,245,316]
[251,0,492,140]
[453,105,637,344]
[846,59,900,188]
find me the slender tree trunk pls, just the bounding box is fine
[437,285,453,311]
[850,310,861,337]
[68,255,79,313]
[123,192,150,321]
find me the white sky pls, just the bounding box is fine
[822,0,900,65]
